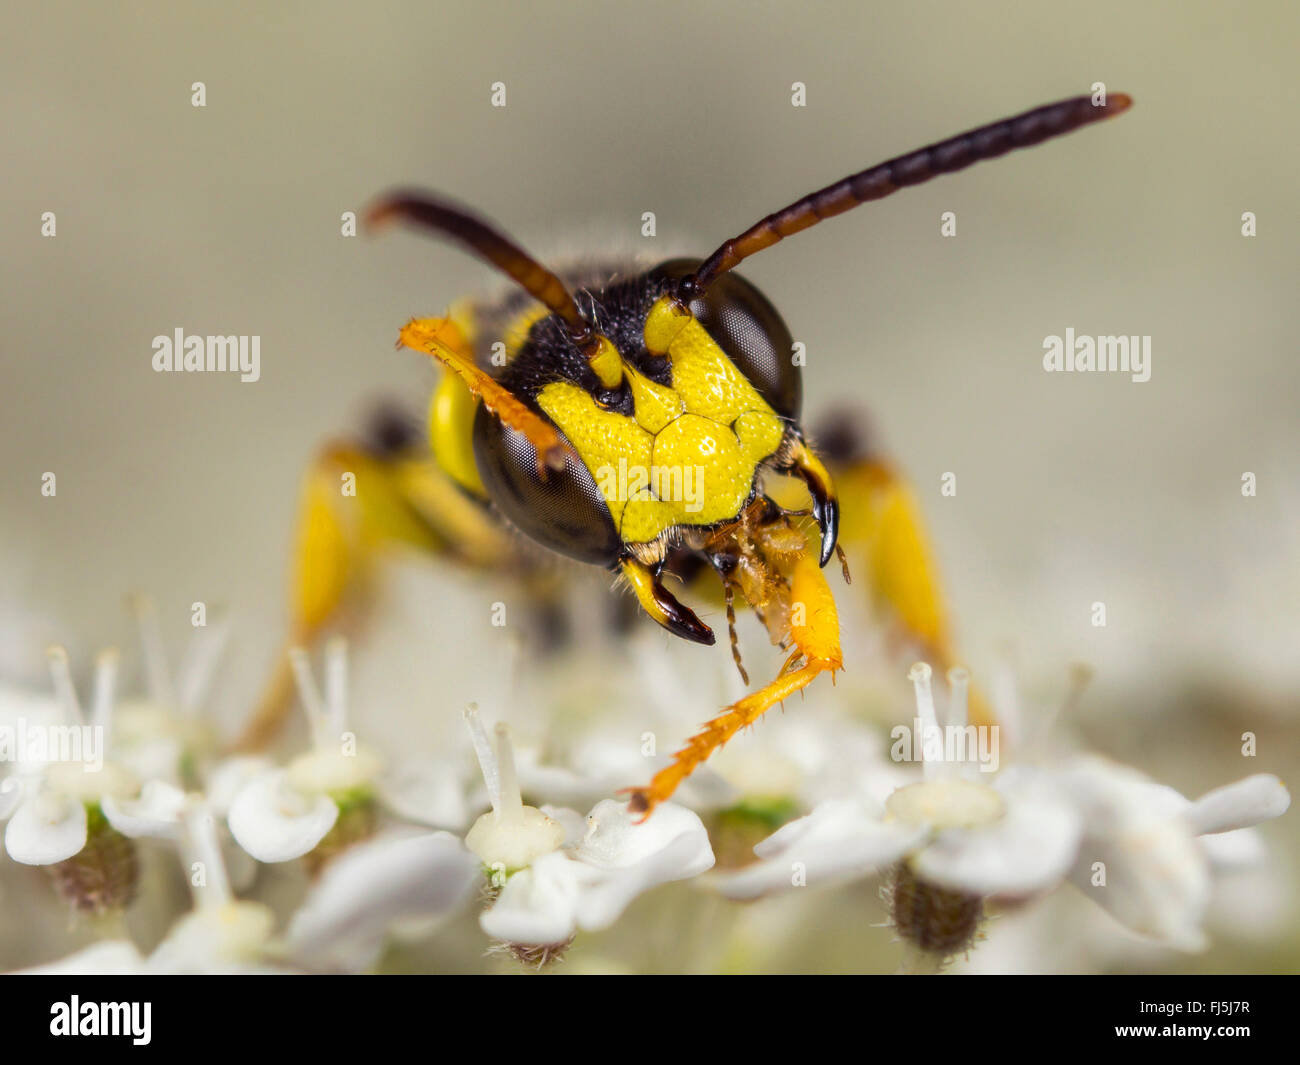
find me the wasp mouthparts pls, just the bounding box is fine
[812,493,839,568]
[664,604,716,646]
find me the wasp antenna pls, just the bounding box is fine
[682,93,1133,298]
[365,191,595,350]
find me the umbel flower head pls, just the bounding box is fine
[1,648,143,915]
[17,802,282,975]
[459,705,715,963]
[713,661,1291,966]
[716,663,1079,962]
[111,595,229,786]
[227,639,381,865]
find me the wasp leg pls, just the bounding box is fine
[232,442,451,750]
[621,558,715,646]
[397,316,567,475]
[623,550,840,817]
[233,430,520,751]
[834,454,994,728]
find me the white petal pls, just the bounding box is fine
[514,741,735,811]
[1068,827,1209,950]
[4,794,88,865]
[286,829,479,971]
[204,755,275,815]
[714,798,924,900]
[377,762,469,830]
[102,780,189,839]
[540,804,588,846]
[1060,755,1187,822]
[1200,826,1266,868]
[577,829,714,931]
[1185,774,1290,836]
[0,775,21,819]
[227,769,339,863]
[911,771,1081,897]
[148,901,276,974]
[1060,757,1210,949]
[574,799,711,871]
[15,940,146,975]
[116,736,186,787]
[513,741,629,807]
[480,850,589,946]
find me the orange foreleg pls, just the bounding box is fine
[625,547,842,818]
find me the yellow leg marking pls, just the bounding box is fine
[624,549,841,817]
[398,317,566,474]
[838,458,995,728]
[233,441,456,753]
[233,652,297,753]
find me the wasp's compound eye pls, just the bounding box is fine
[472,405,622,566]
[653,258,801,420]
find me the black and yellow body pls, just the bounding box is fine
[423,258,839,649]
[243,91,1132,813]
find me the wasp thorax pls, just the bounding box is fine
[888,860,983,960]
[46,805,139,916]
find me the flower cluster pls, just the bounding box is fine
[0,606,1290,974]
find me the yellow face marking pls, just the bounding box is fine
[623,366,684,434]
[535,296,785,546]
[588,335,624,389]
[534,381,653,531]
[643,297,690,354]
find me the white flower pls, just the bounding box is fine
[376,756,471,831]
[285,828,479,971]
[101,779,190,839]
[461,705,566,872]
[146,804,281,974]
[1058,756,1290,950]
[1,648,140,866]
[12,802,283,974]
[111,596,229,784]
[482,798,715,947]
[714,663,1081,902]
[227,640,380,863]
[460,704,715,949]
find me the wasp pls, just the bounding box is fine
[239,93,1132,817]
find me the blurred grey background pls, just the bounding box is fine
[5,0,1298,723]
[1,1,1297,971]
